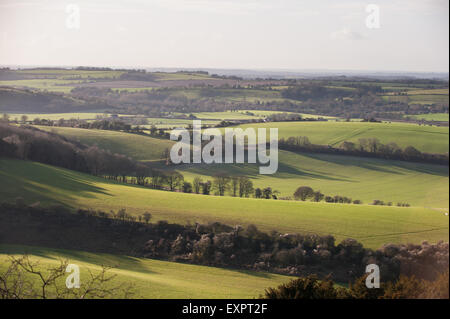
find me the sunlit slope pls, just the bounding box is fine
[175,150,449,208]
[0,159,448,249]
[36,126,174,161]
[0,244,290,299]
[229,121,449,154]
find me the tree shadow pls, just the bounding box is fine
[0,159,113,207]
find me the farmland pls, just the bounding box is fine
[406,113,449,122]
[174,150,449,208]
[0,159,448,249]
[35,126,174,161]
[30,124,449,207]
[0,244,290,299]
[226,121,449,154]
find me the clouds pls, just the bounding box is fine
[0,0,447,72]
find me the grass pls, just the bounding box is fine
[6,112,117,121]
[0,244,290,298]
[406,113,449,122]
[0,79,81,93]
[0,159,448,249]
[173,150,449,208]
[35,126,174,161]
[16,68,124,78]
[33,124,449,207]
[409,94,449,105]
[225,121,449,154]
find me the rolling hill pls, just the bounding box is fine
[0,244,290,299]
[226,121,449,154]
[36,126,174,161]
[173,150,449,208]
[0,159,447,249]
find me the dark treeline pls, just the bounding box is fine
[1,202,448,283]
[279,136,449,165]
[263,272,449,299]
[0,123,148,177]
[0,87,113,113]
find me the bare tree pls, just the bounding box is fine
[0,255,135,299]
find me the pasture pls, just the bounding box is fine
[227,121,449,154]
[0,159,447,249]
[35,126,174,161]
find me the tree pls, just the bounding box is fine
[312,191,324,202]
[20,115,28,124]
[294,186,314,201]
[263,275,339,299]
[212,174,230,196]
[231,177,239,197]
[165,171,184,191]
[150,169,166,189]
[238,177,253,198]
[182,181,193,193]
[193,177,202,194]
[262,187,273,199]
[254,188,262,198]
[0,255,134,299]
[150,125,157,136]
[201,181,212,195]
[142,212,152,224]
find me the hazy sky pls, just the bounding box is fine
[0,0,448,72]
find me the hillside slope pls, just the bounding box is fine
[0,244,290,299]
[0,159,447,249]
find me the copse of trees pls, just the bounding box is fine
[294,186,362,205]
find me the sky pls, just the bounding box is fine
[0,0,448,73]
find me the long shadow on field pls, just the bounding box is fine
[0,244,157,275]
[0,160,113,207]
[300,153,449,177]
[174,161,352,182]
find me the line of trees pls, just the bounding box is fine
[279,136,449,165]
[293,186,361,204]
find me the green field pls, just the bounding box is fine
[407,113,449,122]
[36,126,174,161]
[33,125,449,207]
[0,79,82,93]
[226,121,449,154]
[0,159,448,249]
[173,150,449,208]
[0,244,290,298]
[189,110,335,120]
[6,112,121,121]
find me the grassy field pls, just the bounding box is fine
[226,121,449,154]
[6,112,121,121]
[407,113,449,122]
[0,159,448,249]
[189,110,335,120]
[173,150,449,208]
[0,79,81,93]
[35,126,174,161]
[0,244,290,298]
[32,125,449,207]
